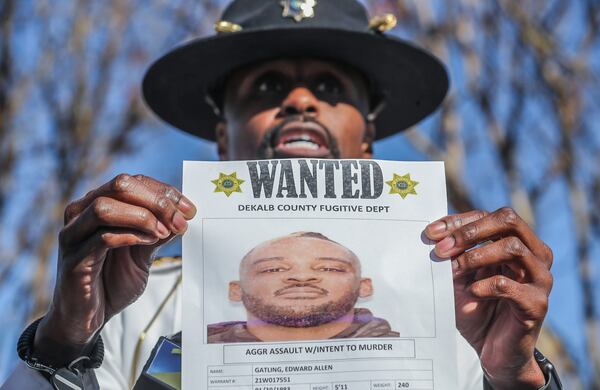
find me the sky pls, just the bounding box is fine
[0,0,598,387]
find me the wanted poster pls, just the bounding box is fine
[183,159,458,390]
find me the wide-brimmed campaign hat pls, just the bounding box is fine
[142,0,449,140]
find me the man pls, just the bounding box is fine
[3,0,559,389]
[208,231,399,343]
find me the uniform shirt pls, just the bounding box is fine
[2,258,487,390]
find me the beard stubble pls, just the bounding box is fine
[241,287,360,328]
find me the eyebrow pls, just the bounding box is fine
[315,257,354,266]
[251,65,350,86]
[251,69,288,82]
[249,256,354,266]
[248,68,291,86]
[250,257,286,266]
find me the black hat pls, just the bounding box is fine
[142,0,449,140]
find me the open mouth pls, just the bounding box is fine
[272,121,332,158]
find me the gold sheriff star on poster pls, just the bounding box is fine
[386,173,419,199]
[211,172,244,197]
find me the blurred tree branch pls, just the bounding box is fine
[371,0,600,387]
[0,1,598,388]
[0,0,223,339]
[0,0,16,238]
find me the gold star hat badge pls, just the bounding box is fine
[211,172,244,197]
[386,173,419,199]
[281,0,317,22]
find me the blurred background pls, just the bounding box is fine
[0,0,599,388]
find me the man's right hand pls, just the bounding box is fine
[32,174,196,367]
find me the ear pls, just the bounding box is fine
[358,278,373,298]
[361,122,375,158]
[216,121,229,161]
[228,281,242,302]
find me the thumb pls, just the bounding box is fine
[133,233,180,266]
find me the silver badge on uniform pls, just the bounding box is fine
[281,0,317,22]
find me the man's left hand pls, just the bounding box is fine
[425,207,553,390]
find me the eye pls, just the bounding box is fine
[317,266,345,272]
[259,267,288,273]
[253,72,287,94]
[314,74,343,96]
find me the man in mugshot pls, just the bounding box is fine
[208,232,398,343]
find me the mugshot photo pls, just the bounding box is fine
[198,218,437,343]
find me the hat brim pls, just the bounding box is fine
[142,27,448,140]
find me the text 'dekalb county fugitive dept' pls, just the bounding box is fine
[182,159,458,390]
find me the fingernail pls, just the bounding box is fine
[172,212,187,233]
[437,235,455,255]
[138,233,159,244]
[427,221,446,235]
[156,221,170,238]
[178,196,196,215]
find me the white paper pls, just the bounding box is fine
[183,159,457,390]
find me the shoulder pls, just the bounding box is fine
[208,321,247,335]
[207,321,263,343]
[342,307,400,337]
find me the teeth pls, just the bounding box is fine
[283,140,320,150]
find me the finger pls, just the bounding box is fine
[64,174,189,234]
[452,237,552,288]
[60,197,171,247]
[132,174,196,218]
[434,207,552,266]
[425,210,489,240]
[468,275,549,320]
[486,207,553,266]
[62,228,160,268]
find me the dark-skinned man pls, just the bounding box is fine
[2,0,560,389]
[208,231,399,343]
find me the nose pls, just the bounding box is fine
[280,86,319,118]
[285,271,320,284]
